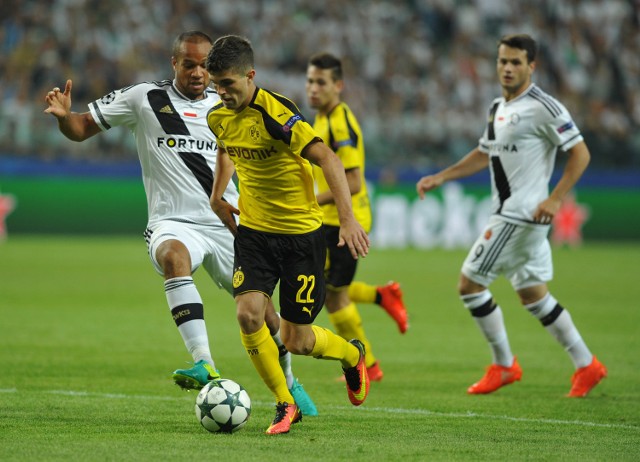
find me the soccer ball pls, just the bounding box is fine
[195,379,251,433]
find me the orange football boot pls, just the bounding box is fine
[467,357,522,394]
[343,339,370,406]
[378,281,409,334]
[265,402,302,435]
[567,356,607,398]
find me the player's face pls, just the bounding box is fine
[172,40,212,100]
[496,44,535,101]
[306,65,342,114]
[209,68,256,112]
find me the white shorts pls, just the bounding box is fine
[144,220,235,294]
[461,215,553,290]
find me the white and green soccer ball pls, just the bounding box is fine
[195,379,251,433]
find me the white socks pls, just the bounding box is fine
[461,290,514,367]
[525,293,592,369]
[165,276,215,368]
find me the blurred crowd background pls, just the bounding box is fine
[1,0,638,174]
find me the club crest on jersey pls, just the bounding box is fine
[100,91,116,105]
[250,125,261,142]
[282,114,302,133]
[509,113,520,126]
[233,268,245,288]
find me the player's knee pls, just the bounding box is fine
[457,274,483,296]
[236,308,264,333]
[157,241,191,278]
[283,339,312,356]
[281,329,314,355]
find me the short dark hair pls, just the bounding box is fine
[172,31,213,58]
[498,34,537,63]
[206,35,254,74]
[308,52,343,81]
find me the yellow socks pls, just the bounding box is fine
[241,323,293,404]
[328,302,376,367]
[348,281,377,304]
[310,325,360,368]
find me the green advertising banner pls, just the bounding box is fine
[0,178,147,235]
[368,182,640,247]
[0,177,638,244]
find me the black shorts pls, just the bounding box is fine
[233,225,327,325]
[323,225,359,290]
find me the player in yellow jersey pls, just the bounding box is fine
[44,31,315,417]
[205,35,371,435]
[306,53,409,382]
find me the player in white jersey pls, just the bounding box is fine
[43,31,317,415]
[416,34,606,398]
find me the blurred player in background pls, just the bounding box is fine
[349,281,407,335]
[306,52,409,382]
[206,35,371,434]
[416,34,606,398]
[43,31,317,415]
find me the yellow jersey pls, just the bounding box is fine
[207,87,324,234]
[312,101,371,232]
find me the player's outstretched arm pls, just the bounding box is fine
[44,79,101,142]
[416,174,445,200]
[417,148,488,199]
[304,141,369,259]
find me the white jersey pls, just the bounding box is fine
[478,83,583,225]
[88,80,238,228]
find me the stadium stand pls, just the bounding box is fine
[1,0,638,171]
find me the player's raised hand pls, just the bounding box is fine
[44,79,73,119]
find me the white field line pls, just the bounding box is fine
[1,387,637,431]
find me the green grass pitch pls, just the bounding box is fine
[1,237,639,461]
